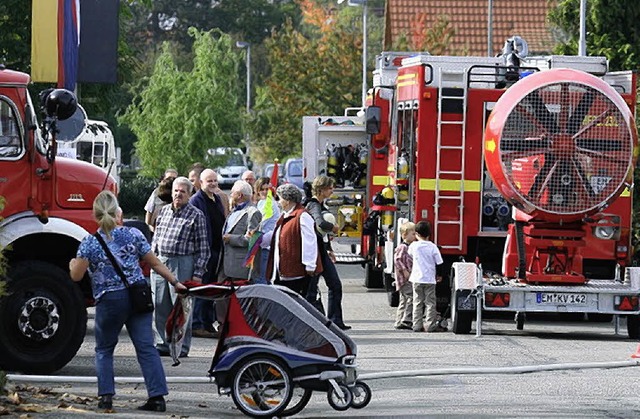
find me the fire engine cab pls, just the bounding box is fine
[364,38,640,337]
[0,67,117,373]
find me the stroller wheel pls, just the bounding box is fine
[349,381,372,409]
[281,387,313,416]
[327,384,352,411]
[231,356,293,417]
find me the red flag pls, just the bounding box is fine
[270,159,279,192]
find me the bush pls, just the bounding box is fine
[118,176,157,219]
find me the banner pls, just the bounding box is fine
[31,0,119,89]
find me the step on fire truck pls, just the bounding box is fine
[0,67,117,373]
[363,37,640,337]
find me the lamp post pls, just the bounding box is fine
[338,0,367,108]
[236,41,251,113]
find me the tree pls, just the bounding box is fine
[0,0,30,70]
[549,0,640,71]
[120,28,243,177]
[392,13,459,55]
[248,1,364,162]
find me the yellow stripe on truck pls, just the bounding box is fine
[418,179,481,192]
[372,176,389,186]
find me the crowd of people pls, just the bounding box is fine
[72,163,358,411]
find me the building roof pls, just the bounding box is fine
[384,0,558,56]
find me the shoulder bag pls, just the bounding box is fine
[94,232,154,313]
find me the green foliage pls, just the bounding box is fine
[0,0,31,70]
[249,3,363,163]
[118,176,157,219]
[549,0,640,71]
[120,29,244,176]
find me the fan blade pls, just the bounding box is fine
[576,138,624,152]
[567,90,595,134]
[500,136,551,152]
[525,89,559,134]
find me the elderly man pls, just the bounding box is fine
[189,169,227,338]
[266,183,322,296]
[219,180,262,282]
[152,176,210,357]
[241,170,256,187]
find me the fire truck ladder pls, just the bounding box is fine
[433,67,468,250]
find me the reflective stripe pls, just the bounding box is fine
[418,179,481,192]
[372,176,389,186]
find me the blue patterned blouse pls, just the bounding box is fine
[77,226,151,301]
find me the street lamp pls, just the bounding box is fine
[236,41,251,113]
[338,0,367,108]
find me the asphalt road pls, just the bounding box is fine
[5,263,640,418]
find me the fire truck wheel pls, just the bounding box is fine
[364,264,383,289]
[626,314,640,339]
[0,261,87,374]
[451,289,473,334]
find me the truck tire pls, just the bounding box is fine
[0,261,87,374]
[451,289,473,334]
[627,314,640,339]
[364,263,383,289]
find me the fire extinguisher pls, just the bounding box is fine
[397,151,409,180]
[380,186,395,231]
[327,144,339,180]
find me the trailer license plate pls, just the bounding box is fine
[536,292,587,305]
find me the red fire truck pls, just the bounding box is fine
[363,39,640,337]
[0,67,117,373]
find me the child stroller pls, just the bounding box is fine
[186,283,371,417]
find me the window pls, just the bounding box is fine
[0,98,23,158]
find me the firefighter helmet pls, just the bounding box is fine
[381,186,395,200]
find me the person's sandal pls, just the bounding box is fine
[138,395,166,412]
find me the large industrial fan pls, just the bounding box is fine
[484,68,637,283]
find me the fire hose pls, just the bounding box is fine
[6,359,640,384]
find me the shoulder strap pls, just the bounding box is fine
[93,232,130,288]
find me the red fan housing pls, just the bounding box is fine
[484,69,637,283]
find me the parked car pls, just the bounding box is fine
[284,158,304,189]
[208,147,250,188]
[262,163,284,186]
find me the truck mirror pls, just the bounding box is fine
[365,106,381,134]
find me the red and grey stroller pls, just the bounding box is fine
[181,283,371,417]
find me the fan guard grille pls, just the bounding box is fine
[498,80,632,216]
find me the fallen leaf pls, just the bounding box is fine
[7,392,21,405]
[15,404,47,413]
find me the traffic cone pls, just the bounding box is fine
[631,344,640,358]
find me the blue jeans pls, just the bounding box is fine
[152,254,194,354]
[193,251,218,331]
[306,251,345,325]
[252,248,270,285]
[94,288,168,398]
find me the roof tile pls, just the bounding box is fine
[385,0,557,55]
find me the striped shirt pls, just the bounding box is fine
[152,203,210,278]
[394,241,413,290]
